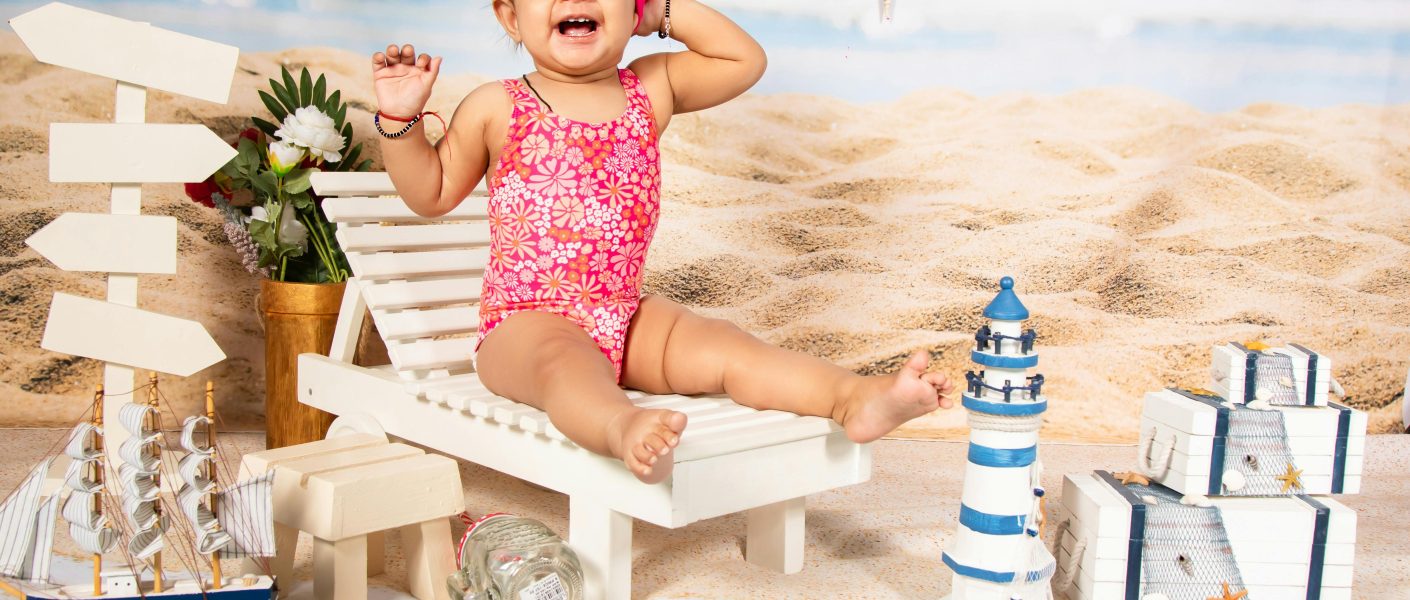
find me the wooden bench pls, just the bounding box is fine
[240,433,463,600]
[299,172,872,600]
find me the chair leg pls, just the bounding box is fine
[313,536,368,600]
[366,531,385,576]
[746,496,806,574]
[402,518,456,600]
[253,521,298,585]
[568,495,632,600]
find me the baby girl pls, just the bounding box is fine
[372,0,954,483]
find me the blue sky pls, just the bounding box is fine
[4,0,1409,110]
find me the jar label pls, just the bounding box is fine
[518,572,567,600]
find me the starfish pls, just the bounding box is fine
[1276,463,1304,493]
[1113,471,1151,486]
[1242,340,1271,351]
[1183,387,1219,398]
[1208,582,1248,600]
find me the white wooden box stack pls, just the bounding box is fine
[1140,388,1366,496]
[1055,343,1365,600]
[1210,342,1332,407]
[1054,471,1356,600]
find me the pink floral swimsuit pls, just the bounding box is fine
[475,69,661,382]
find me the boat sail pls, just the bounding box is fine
[1,376,278,599]
[0,457,58,583]
[116,402,167,561]
[174,415,276,558]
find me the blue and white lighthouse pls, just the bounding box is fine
[942,277,1056,600]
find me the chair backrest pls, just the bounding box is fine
[312,172,489,380]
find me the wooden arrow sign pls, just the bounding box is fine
[26,213,177,274]
[41,292,226,377]
[49,124,237,183]
[9,2,238,103]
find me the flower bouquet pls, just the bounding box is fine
[186,66,373,283]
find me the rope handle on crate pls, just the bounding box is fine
[1050,518,1087,595]
[1137,425,1176,478]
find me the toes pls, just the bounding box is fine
[644,432,673,456]
[660,410,688,435]
[902,350,929,374]
[632,443,656,466]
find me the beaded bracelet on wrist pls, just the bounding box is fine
[375,112,421,138]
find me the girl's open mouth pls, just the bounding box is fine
[557,17,599,38]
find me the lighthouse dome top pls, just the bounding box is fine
[983,276,1029,320]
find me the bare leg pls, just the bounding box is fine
[620,296,954,443]
[476,311,687,482]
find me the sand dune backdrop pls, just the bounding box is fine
[0,35,1406,441]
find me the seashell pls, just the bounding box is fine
[1223,469,1247,492]
[1180,493,1213,508]
[1177,553,1195,576]
[1255,387,1273,402]
[1142,494,1159,506]
[1279,376,1294,389]
[1246,399,1271,411]
[1244,454,1260,471]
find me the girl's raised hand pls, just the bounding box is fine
[371,43,442,118]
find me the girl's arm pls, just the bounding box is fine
[373,44,500,218]
[628,0,766,125]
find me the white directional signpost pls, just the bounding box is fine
[11,2,238,462]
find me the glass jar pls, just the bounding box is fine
[447,513,584,600]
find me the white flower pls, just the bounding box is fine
[267,140,305,177]
[253,203,308,251]
[275,106,345,163]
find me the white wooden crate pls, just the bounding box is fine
[1140,388,1365,496]
[1210,342,1332,407]
[1054,471,1355,600]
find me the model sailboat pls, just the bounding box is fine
[0,376,278,599]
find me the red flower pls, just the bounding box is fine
[183,180,217,208]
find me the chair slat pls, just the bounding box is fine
[375,306,480,341]
[683,404,756,424]
[323,196,490,223]
[406,373,484,398]
[362,276,483,310]
[680,410,799,438]
[675,416,838,462]
[337,222,491,252]
[446,389,498,411]
[493,403,540,428]
[423,378,487,404]
[386,337,476,372]
[351,248,489,280]
[469,396,515,418]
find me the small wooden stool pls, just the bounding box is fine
[240,433,464,600]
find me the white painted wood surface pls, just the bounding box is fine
[1054,472,1356,600]
[9,2,238,103]
[303,173,873,600]
[25,212,177,274]
[41,292,225,377]
[1140,389,1367,496]
[49,123,237,183]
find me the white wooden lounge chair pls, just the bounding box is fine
[298,172,872,600]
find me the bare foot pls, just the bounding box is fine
[839,351,954,443]
[608,408,688,484]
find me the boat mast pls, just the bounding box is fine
[147,372,163,594]
[92,384,103,596]
[206,381,223,589]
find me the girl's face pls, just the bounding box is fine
[495,0,636,75]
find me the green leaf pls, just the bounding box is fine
[326,90,341,114]
[340,122,353,147]
[258,91,287,124]
[253,170,278,198]
[334,102,347,128]
[290,191,314,211]
[251,116,280,138]
[356,159,373,172]
[249,218,277,251]
[235,138,261,177]
[284,169,313,195]
[313,73,327,109]
[340,144,363,172]
[270,78,298,115]
[299,68,313,106]
[281,68,299,104]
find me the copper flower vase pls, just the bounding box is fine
[259,279,343,449]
